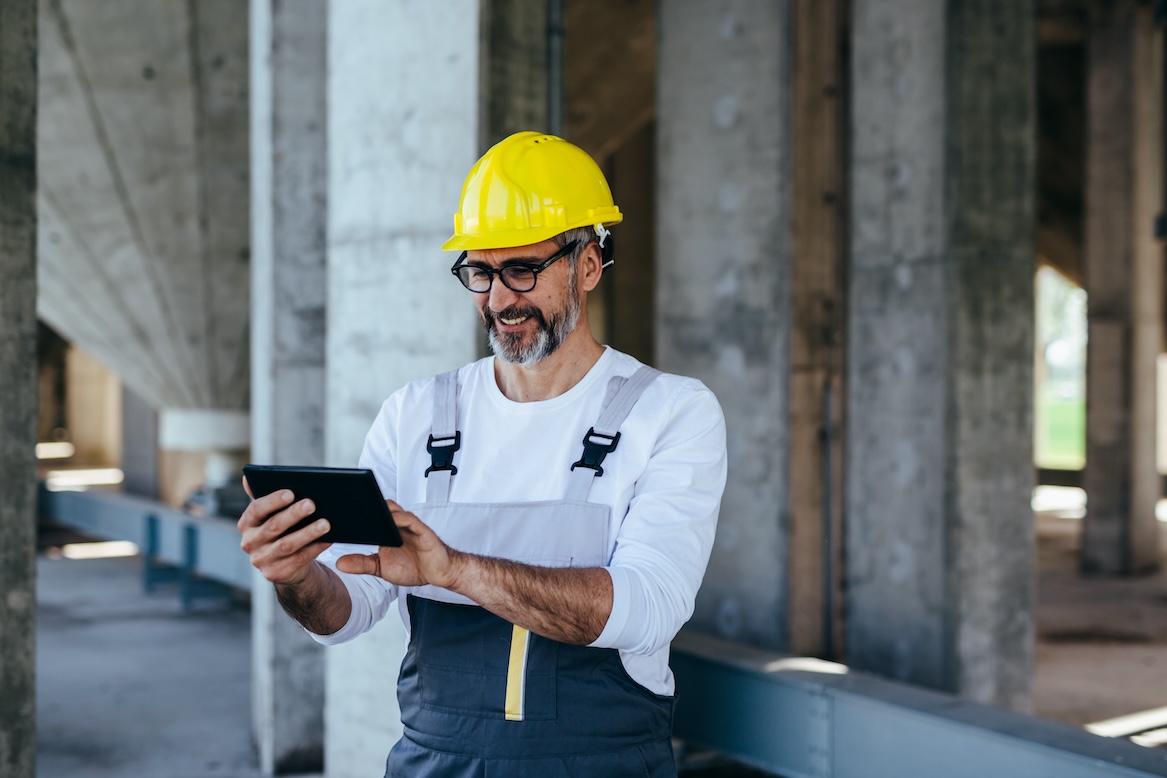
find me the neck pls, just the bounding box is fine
[493,327,605,402]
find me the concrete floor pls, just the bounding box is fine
[1033,511,1167,728]
[34,511,1167,777]
[35,550,287,778]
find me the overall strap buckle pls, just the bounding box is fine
[425,432,461,476]
[570,428,621,477]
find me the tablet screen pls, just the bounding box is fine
[242,465,403,547]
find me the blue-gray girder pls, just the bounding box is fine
[672,630,1167,778]
[39,486,252,591]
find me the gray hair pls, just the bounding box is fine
[552,226,603,268]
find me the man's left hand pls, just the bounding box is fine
[335,500,460,589]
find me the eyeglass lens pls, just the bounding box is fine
[456,265,538,292]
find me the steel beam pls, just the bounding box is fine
[672,630,1167,778]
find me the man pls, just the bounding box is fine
[238,131,727,776]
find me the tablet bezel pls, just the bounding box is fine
[242,464,403,547]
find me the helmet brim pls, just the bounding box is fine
[441,214,623,252]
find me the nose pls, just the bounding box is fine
[486,276,520,311]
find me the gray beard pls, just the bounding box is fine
[485,290,581,367]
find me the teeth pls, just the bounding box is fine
[499,315,528,325]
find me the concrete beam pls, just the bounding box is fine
[250,0,328,772]
[1080,0,1164,576]
[657,1,792,650]
[847,0,1036,708]
[159,407,249,451]
[0,1,37,775]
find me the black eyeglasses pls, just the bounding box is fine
[450,240,580,293]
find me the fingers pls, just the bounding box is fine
[241,475,254,500]
[243,515,332,584]
[238,488,335,585]
[257,540,334,585]
[336,553,379,576]
[237,488,296,532]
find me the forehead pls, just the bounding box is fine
[465,239,560,266]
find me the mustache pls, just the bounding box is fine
[481,305,546,330]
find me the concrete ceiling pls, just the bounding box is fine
[37,0,250,411]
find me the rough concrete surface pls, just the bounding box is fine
[1,0,39,774]
[249,0,329,769]
[846,0,1036,708]
[657,0,792,653]
[37,0,250,412]
[322,2,482,770]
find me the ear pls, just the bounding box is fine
[577,241,604,293]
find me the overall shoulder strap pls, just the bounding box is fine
[425,369,461,504]
[564,365,661,503]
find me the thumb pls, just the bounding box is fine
[336,553,380,576]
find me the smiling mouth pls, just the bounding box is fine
[498,314,530,326]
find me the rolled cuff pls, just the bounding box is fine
[589,566,633,650]
[306,568,374,645]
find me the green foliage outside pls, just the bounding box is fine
[1036,394,1084,470]
[1034,266,1086,471]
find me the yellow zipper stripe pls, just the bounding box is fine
[504,625,531,721]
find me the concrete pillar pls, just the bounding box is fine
[788,0,846,659]
[484,0,547,145]
[657,1,792,650]
[121,387,159,498]
[323,2,486,773]
[249,0,327,772]
[1080,0,1164,576]
[0,1,36,774]
[847,0,1035,708]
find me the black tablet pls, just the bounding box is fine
[242,465,403,547]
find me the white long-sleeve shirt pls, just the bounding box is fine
[313,347,727,695]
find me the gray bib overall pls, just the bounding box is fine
[384,365,677,777]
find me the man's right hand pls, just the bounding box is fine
[237,477,352,635]
[237,478,332,585]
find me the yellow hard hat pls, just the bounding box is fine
[442,131,622,251]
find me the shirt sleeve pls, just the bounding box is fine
[589,380,727,656]
[304,395,402,645]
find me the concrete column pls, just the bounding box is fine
[324,2,485,773]
[121,387,159,498]
[1080,0,1164,576]
[0,0,36,775]
[250,0,327,772]
[847,0,1035,708]
[657,1,792,650]
[484,0,547,145]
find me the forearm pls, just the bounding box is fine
[274,561,353,637]
[448,550,613,645]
